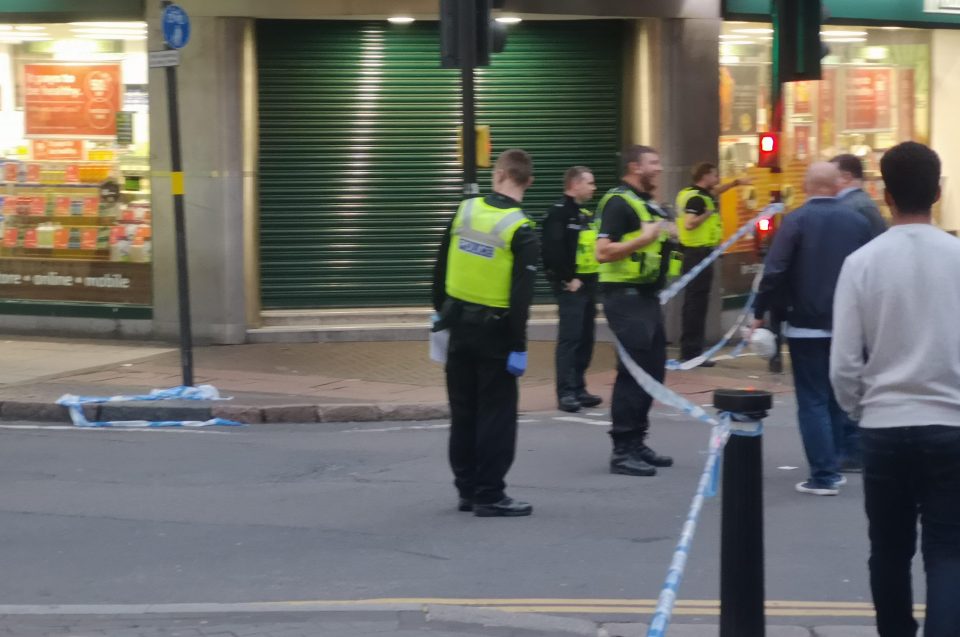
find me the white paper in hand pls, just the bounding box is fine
[430,328,449,364]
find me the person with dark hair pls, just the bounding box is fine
[830,153,887,238]
[675,162,750,364]
[432,149,539,517]
[594,145,674,477]
[831,141,960,636]
[750,162,872,496]
[541,166,602,413]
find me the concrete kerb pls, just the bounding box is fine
[0,398,450,425]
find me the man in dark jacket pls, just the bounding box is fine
[541,166,601,412]
[831,153,887,238]
[751,162,872,496]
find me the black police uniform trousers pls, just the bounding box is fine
[445,315,518,505]
[601,290,666,444]
[679,246,716,360]
[554,275,598,400]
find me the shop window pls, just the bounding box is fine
[719,22,931,215]
[0,22,151,307]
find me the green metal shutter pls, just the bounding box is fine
[257,20,623,309]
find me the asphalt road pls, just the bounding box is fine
[0,400,921,634]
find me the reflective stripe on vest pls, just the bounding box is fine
[445,198,530,309]
[596,188,667,285]
[575,208,600,275]
[676,187,722,247]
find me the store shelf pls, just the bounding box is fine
[2,216,118,226]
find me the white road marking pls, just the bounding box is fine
[0,425,229,435]
[554,416,611,426]
[342,424,450,433]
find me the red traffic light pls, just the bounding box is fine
[758,133,779,169]
[754,214,778,257]
[757,217,772,233]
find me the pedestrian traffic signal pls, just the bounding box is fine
[754,214,778,257]
[758,133,779,169]
[773,0,828,83]
[440,0,508,68]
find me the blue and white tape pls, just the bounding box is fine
[646,416,731,637]
[665,268,763,371]
[56,385,242,428]
[659,203,783,306]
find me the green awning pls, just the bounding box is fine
[0,0,144,22]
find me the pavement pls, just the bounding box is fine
[0,336,793,425]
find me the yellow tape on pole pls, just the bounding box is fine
[171,171,185,195]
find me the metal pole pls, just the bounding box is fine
[162,0,194,387]
[714,390,772,637]
[459,0,478,196]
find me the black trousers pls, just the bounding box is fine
[863,426,960,637]
[554,276,598,400]
[445,320,518,505]
[679,246,716,360]
[601,291,666,444]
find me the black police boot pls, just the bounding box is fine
[457,497,473,512]
[473,497,533,517]
[576,391,603,408]
[558,395,582,413]
[632,441,674,468]
[610,442,657,477]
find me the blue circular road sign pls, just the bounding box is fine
[161,4,191,49]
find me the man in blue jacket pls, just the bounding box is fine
[751,162,872,496]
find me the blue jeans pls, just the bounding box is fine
[863,426,960,637]
[788,338,860,487]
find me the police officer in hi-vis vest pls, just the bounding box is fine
[595,145,675,477]
[432,149,539,517]
[675,162,748,365]
[541,166,602,413]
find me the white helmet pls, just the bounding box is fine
[747,327,778,359]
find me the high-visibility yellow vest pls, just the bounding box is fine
[596,187,667,285]
[445,197,531,308]
[676,187,722,247]
[575,208,600,275]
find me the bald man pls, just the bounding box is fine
[751,162,873,496]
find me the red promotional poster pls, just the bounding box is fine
[3,163,17,183]
[32,139,84,161]
[846,68,893,131]
[26,163,40,183]
[82,196,100,216]
[24,64,121,137]
[898,69,916,141]
[819,68,836,148]
[65,164,79,183]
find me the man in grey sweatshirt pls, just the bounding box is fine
[830,142,960,637]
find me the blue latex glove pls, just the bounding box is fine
[506,351,527,377]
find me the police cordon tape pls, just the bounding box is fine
[616,336,767,637]
[658,203,781,306]
[55,385,243,428]
[659,203,781,371]
[613,204,779,635]
[665,267,763,371]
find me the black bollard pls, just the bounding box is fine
[714,388,773,637]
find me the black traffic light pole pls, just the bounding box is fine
[459,0,479,196]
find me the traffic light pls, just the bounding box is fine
[758,133,779,169]
[754,214,778,257]
[772,0,826,83]
[440,0,508,68]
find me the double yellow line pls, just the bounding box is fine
[284,597,925,619]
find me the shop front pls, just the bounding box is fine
[0,0,151,323]
[718,0,960,300]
